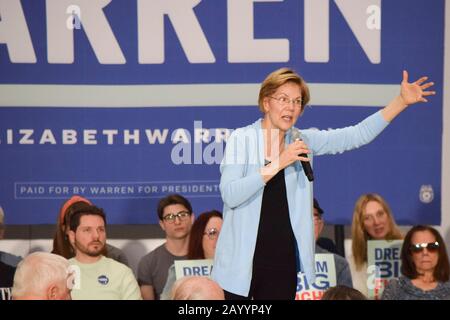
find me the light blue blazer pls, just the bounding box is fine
[211,111,389,297]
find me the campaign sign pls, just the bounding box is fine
[174,259,214,280]
[296,253,336,300]
[0,0,444,224]
[367,239,403,299]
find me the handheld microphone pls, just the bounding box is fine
[291,128,314,182]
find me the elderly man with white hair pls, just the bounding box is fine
[12,252,72,300]
[171,276,224,300]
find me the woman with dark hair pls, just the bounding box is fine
[160,210,223,299]
[187,210,223,259]
[51,195,129,266]
[382,225,450,300]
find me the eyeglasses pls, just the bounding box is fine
[410,241,440,253]
[203,227,220,240]
[162,211,191,223]
[268,95,303,108]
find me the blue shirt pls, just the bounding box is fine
[211,111,389,296]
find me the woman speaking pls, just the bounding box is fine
[211,67,435,300]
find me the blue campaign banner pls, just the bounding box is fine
[0,0,444,224]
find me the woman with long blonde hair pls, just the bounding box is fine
[349,193,403,295]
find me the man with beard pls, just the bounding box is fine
[138,194,194,299]
[68,205,141,300]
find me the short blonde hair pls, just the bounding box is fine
[351,193,403,270]
[12,252,70,299]
[171,276,224,300]
[258,67,310,113]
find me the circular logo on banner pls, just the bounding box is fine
[419,185,434,203]
[98,275,109,285]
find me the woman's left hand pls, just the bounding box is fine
[400,70,436,105]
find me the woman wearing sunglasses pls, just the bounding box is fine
[160,210,223,299]
[382,225,450,299]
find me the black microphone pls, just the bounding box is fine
[291,128,314,182]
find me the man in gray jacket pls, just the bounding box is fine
[314,198,353,288]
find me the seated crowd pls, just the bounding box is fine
[0,193,449,300]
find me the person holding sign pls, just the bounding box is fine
[349,193,403,295]
[212,67,435,300]
[314,198,353,288]
[382,225,450,300]
[160,210,223,300]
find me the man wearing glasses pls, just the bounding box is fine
[137,194,194,300]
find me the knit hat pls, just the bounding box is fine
[59,196,92,224]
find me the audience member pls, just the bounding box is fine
[68,205,141,300]
[314,199,338,254]
[171,276,224,300]
[349,193,403,295]
[321,285,367,300]
[313,199,353,288]
[161,210,223,299]
[138,194,194,299]
[52,196,129,265]
[382,225,450,300]
[0,206,23,267]
[12,252,71,300]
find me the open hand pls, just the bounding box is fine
[400,70,436,105]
